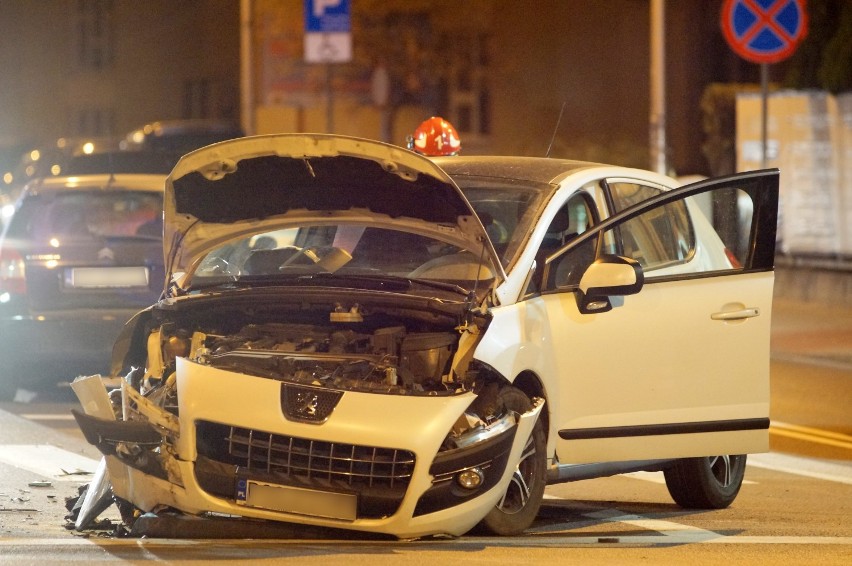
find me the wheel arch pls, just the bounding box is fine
[511,370,549,442]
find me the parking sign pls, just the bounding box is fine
[304,0,352,63]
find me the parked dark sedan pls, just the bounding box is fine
[0,173,165,398]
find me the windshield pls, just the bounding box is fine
[190,224,497,291]
[454,179,549,269]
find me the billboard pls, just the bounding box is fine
[737,91,852,256]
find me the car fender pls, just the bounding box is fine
[474,302,549,389]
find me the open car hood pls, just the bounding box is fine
[164,134,503,289]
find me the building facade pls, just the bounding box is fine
[0,0,775,177]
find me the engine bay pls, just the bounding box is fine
[134,292,483,398]
[196,322,459,393]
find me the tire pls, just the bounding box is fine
[476,386,547,536]
[663,454,747,509]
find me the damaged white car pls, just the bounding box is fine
[71,134,779,539]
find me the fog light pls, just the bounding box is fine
[456,467,484,489]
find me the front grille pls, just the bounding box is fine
[196,420,416,490]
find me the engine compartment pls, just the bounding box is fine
[196,322,459,394]
[134,292,483,397]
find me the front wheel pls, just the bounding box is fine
[663,454,747,509]
[476,386,547,536]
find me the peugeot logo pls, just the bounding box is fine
[295,391,319,417]
[97,247,115,260]
[281,384,342,424]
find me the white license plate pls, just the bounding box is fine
[67,266,149,288]
[237,479,357,521]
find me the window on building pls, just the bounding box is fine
[447,33,490,138]
[184,79,211,119]
[75,108,115,137]
[76,0,114,70]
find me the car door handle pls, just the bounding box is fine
[711,307,760,321]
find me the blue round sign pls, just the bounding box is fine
[721,0,808,64]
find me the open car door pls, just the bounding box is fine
[539,169,779,464]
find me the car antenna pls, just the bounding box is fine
[545,101,566,158]
[466,238,489,315]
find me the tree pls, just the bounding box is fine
[783,0,852,93]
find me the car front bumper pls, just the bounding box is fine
[73,359,543,539]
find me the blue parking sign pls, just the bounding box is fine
[305,0,351,33]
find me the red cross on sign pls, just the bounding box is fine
[721,0,808,64]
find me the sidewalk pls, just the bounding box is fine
[770,296,852,369]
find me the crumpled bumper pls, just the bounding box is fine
[72,359,543,539]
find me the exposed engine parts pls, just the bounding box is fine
[137,295,481,397]
[194,322,459,393]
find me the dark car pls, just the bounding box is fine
[62,149,183,176]
[121,119,245,154]
[0,173,165,399]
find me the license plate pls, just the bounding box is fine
[66,266,149,288]
[236,479,357,521]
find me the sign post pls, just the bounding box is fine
[720,0,808,167]
[304,0,352,132]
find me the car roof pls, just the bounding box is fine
[24,173,166,195]
[431,155,604,185]
[61,150,182,176]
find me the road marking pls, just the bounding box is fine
[18,413,77,421]
[0,445,99,481]
[526,506,852,545]
[584,507,716,536]
[770,420,852,450]
[748,452,852,485]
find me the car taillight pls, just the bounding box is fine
[724,247,743,269]
[0,247,26,296]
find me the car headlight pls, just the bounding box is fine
[413,409,518,517]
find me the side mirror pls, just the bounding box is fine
[577,255,644,314]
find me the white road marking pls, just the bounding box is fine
[748,452,852,485]
[0,445,99,481]
[584,507,716,536]
[526,506,852,546]
[18,413,77,421]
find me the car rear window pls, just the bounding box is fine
[7,191,163,240]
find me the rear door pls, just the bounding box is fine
[537,170,779,464]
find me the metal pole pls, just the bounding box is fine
[760,63,768,168]
[650,0,666,175]
[326,63,334,133]
[239,0,255,136]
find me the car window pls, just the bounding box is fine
[529,192,596,293]
[610,199,695,271]
[192,225,497,288]
[608,181,662,212]
[456,180,548,269]
[8,191,163,241]
[604,181,696,272]
[541,182,760,292]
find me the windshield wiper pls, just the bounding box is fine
[298,272,470,296]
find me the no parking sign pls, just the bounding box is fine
[721,0,808,64]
